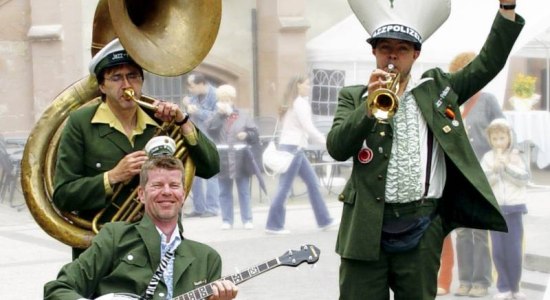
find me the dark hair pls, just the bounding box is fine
[188,72,207,85]
[139,156,184,188]
[96,62,144,101]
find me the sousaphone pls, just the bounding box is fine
[21,0,222,249]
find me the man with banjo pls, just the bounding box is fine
[45,151,237,300]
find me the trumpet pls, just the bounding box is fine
[366,64,401,122]
[123,88,157,111]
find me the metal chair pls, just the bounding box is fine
[0,136,25,210]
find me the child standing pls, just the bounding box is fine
[480,118,529,300]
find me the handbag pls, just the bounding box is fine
[262,141,294,176]
[262,119,295,176]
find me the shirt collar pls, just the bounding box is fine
[156,226,183,246]
[91,101,159,135]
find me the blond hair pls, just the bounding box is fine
[449,52,476,73]
[139,156,184,188]
[216,84,237,100]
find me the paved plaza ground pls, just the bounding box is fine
[1,165,549,299]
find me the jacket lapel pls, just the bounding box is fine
[138,216,197,286]
[172,238,197,287]
[96,123,134,154]
[136,215,161,273]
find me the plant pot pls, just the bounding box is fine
[510,94,540,111]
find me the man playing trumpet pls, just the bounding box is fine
[53,38,220,260]
[327,0,524,299]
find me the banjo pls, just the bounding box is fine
[95,244,320,300]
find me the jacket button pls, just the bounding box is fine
[338,194,345,201]
[377,174,383,180]
[384,154,389,159]
[376,197,383,201]
[159,293,165,297]
[96,162,101,168]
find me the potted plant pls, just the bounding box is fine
[510,73,540,111]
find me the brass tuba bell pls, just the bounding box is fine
[21,0,221,248]
[366,64,401,122]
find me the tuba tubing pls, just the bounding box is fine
[22,75,100,249]
[22,0,219,249]
[90,90,196,234]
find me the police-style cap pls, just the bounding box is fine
[88,38,136,76]
[145,136,177,158]
[348,0,451,50]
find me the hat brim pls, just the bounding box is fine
[94,54,137,76]
[367,31,422,49]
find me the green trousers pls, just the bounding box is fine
[339,201,447,300]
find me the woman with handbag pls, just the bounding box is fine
[265,75,337,234]
[207,84,260,230]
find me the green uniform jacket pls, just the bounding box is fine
[44,215,223,299]
[327,13,524,261]
[53,103,220,216]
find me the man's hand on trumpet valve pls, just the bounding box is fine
[154,100,183,123]
[153,100,195,134]
[367,68,393,96]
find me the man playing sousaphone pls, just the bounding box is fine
[327,0,524,299]
[53,38,220,260]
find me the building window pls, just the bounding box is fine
[142,72,186,104]
[311,69,345,116]
[142,72,223,106]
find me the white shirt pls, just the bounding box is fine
[279,96,326,148]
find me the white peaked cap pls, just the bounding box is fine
[88,38,136,76]
[348,0,451,49]
[145,136,177,158]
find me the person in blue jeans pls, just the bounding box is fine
[481,118,529,300]
[183,72,220,217]
[265,74,336,234]
[449,52,504,298]
[207,84,259,230]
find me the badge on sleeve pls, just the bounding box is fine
[358,140,373,164]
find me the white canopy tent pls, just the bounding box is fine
[307,0,550,104]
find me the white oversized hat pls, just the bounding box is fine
[348,0,451,49]
[145,136,177,158]
[88,38,137,76]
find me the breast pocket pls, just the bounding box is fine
[103,252,150,293]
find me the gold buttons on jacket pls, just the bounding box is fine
[96,162,102,168]
[376,197,383,202]
[127,254,134,261]
[338,194,345,201]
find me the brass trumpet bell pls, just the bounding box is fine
[366,67,400,122]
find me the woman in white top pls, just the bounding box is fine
[265,75,336,234]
